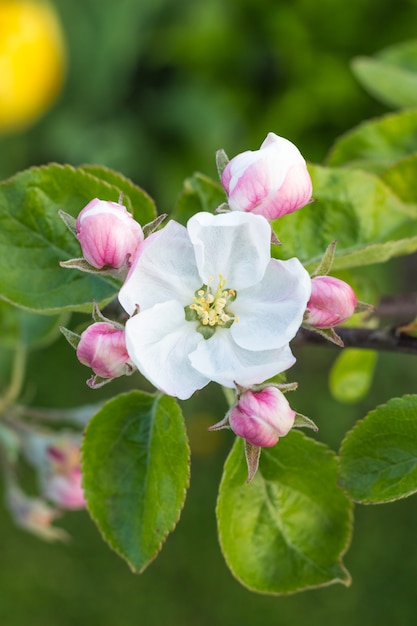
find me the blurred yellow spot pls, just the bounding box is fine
[0,0,66,133]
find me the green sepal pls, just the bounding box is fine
[244,441,261,483]
[311,241,337,277]
[58,210,77,237]
[303,324,344,347]
[216,149,230,178]
[60,326,81,350]
[293,413,319,432]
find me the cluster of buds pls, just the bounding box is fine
[3,429,86,542]
[214,133,360,477]
[58,132,361,483]
[42,438,85,510]
[22,431,86,511]
[59,198,166,389]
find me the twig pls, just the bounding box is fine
[294,326,417,355]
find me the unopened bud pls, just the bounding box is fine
[221,132,312,220]
[228,387,296,447]
[6,484,68,542]
[76,198,144,269]
[44,441,85,510]
[305,276,357,328]
[21,432,86,511]
[76,322,135,382]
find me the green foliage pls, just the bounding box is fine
[327,109,417,172]
[3,7,417,605]
[339,395,417,503]
[329,349,378,404]
[381,154,417,205]
[79,165,156,225]
[351,41,417,109]
[0,164,155,313]
[82,391,190,573]
[172,173,226,224]
[0,300,67,350]
[273,164,417,271]
[217,432,352,594]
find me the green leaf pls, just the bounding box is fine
[82,391,190,573]
[172,172,226,225]
[0,164,134,313]
[273,164,417,270]
[217,432,352,594]
[326,109,417,171]
[339,395,417,503]
[381,153,417,206]
[351,41,417,109]
[79,165,156,225]
[329,349,378,404]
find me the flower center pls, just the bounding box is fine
[185,275,238,339]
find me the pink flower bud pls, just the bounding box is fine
[305,276,357,328]
[6,484,68,542]
[44,466,85,510]
[228,387,296,447]
[76,322,134,380]
[45,442,85,510]
[221,132,312,220]
[76,198,144,269]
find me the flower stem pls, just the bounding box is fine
[0,344,27,415]
[295,326,417,355]
[222,386,236,407]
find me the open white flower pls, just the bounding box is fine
[119,211,311,400]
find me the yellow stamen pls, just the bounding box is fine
[186,274,237,332]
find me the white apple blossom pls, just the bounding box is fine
[119,211,311,400]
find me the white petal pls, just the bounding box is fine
[187,211,271,290]
[119,220,200,316]
[125,301,209,400]
[189,328,295,388]
[231,257,311,351]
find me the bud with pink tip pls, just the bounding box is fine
[21,432,86,511]
[76,322,135,385]
[228,387,296,447]
[76,198,144,269]
[6,484,68,541]
[221,132,313,220]
[44,441,85,510]
[305,276,357,328]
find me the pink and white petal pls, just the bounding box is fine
[260,133,306,165]
[253,163,312,219]
[189,328,295,388]
[222,149,263,193]
[119,220,200,316]
[125,301,209,400]
[231,257,311,351]
[187,211,271,290]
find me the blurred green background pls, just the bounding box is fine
[1,0,417,624]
